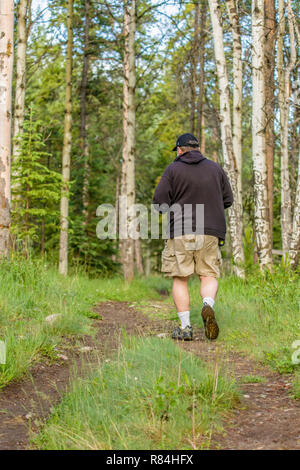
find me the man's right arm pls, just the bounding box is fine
[153,167,172,212]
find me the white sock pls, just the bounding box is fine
[203,297,215,308]
[178,311,190,329]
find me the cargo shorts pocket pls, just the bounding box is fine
[161,243,176,273]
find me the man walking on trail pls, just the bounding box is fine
[153,133,233,341]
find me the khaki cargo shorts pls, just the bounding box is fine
[161,234,221,278]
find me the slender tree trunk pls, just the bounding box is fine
[286,0,300,210]
[112,175,119,262]
[253,223,259,264]
[41,217,45,256]
[119,3,129,276]
[289,150,300,269]
[200,112,205,154]
[80,0,90,227]
[226,0,242,206]
[196,0,207,149]
[12,0,28,163]
[59,0,73,276]
[190,1,199,134]
[252,0,273,270]
[135,238,144,275]
[290,99,299,203]
[120,0,136,282]
[208,0,245,277]
[278,0,295,255]
[0,1,13,256]
[264,0,275,247]
[287,0,299,268]
[11,0,29,217]
[211,102,219,162]
[145,241,151,276]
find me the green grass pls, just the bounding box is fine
[91,276,162,302]
[292,371,300,399]
[0,259,163,389]
[3,260,297,449]
[186,267,300,374]
[239,375,267,384]
[95,267,300,376]
[132,267,300,375]
[1,257,299,421]
[129,268,299,375]
[0,259,95,388]
[33,336,239,450]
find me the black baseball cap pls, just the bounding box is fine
[172,133,199,151]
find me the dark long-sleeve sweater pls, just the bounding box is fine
[153,150,233,240]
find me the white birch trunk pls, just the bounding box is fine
[252,0,273,269]
[264,0,276,246]
[278,0,295,254]
[12,0,28,163]
[226,0,242,203]
[289,150,300,268]
[59,0,73,276]
[0,1,13,256]
[208,0,245,277]
[121,0,136,282]
[196,1,206,151]
[287,0,299,268]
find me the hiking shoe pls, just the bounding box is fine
[171,325,193,341]
[201,305,219,340]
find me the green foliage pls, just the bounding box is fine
[68,215,118,276]
[11,108,62,254]
[243,224,256,270]
[10,0,298,273]
[263,349,297,374]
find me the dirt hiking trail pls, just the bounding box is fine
[0,301,299,450]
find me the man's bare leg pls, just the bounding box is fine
[172,276,190,312]
[200,276,218,304]
[171,276,193,339]
[199,276,219,340]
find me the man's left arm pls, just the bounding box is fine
[221,169,234,209]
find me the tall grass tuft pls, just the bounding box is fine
[34,336,239,450]
[0,259,98,388]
